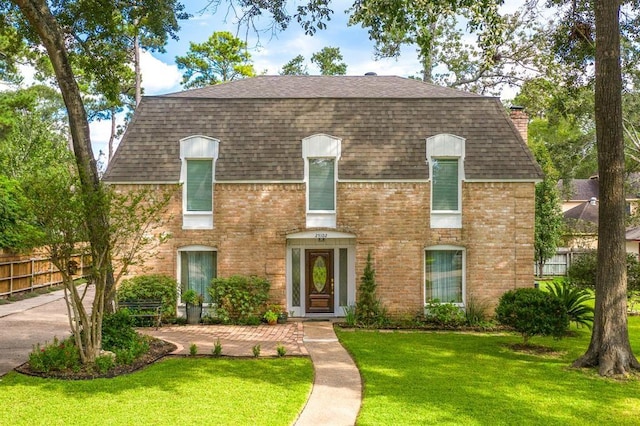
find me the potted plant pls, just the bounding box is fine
[182,289,203,325]
[263,309,278,325]
[277,308,288,324]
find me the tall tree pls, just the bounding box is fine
[530,142,564,277]
[310,46,347,75]
[280,54,309,75]
[571,0,640,375]
[175,31,256,89]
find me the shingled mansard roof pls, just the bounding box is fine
[103,75,543,183]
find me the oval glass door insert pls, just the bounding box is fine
[312,256,327,292]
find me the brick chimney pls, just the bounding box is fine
[509,106,528,144]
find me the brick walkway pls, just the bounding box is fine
[141,322,308,357]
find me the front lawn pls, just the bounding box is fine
[0,357,313,425]
[338,317,640,425]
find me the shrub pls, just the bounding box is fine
[95,355,115,373]
[209,275,270,323]
[567,251,597,290]
[118,274,178,322]
[212,338,222,357]
[424,300,465,327]
[495,288,569,344]
[102,309,149,365]
[546,278,594,329]
[464,297,491,327]
[29,337,81,373]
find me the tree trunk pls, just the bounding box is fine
[12,0,115,359]
[108,108,116,160]
[134,33,142,107]
[572,0,640,376]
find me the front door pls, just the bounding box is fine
[306,249,334,314]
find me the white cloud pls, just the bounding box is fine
[140,50,183,95]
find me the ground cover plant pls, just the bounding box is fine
[0,357,313,425]
[337,317,640,425]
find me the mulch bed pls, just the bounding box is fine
[15,338,177,380]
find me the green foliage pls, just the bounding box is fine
[118,274,178,321]
[101,309,150,365]
[102,309,137,350]
[94,355,115,374]
[495,288,569,344]
[464,297,491,326]
[0,175,41,251]
[264,310,279,323]
[181,288,203,305]
[252,344,261,357]
[276,345,287,357]
[280,54,309,75]
[209,275,270,324]
[343,305,357,326]
[28,337,81,373]
[567,251,640,294]
[310,46,347,75]
[566,251,597,289]
[531,142,564,276]
[175,31,256,88]
[424,300,465,327]
[189,343,198,356]
[546,278,594,329]
[212,338,222,357]
[355,252,388,326]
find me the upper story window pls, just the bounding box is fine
[432,158,459,211]
[186,159,213,212]
[180,135,219,230]
[309,158,336,211]
[426,134,465,229]
[302,134,341,228]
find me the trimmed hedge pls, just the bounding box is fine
[209,275,270,324]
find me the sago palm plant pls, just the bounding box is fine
[547,279,594,329]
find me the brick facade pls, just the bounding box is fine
[119,179,535,316]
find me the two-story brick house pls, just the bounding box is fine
[103,75,542,318]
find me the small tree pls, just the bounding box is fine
[495,288,569,345]
[356,251,385,326]
[531,142,564,277]
[280,54,308,75]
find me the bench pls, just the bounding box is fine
[118,300,163,329]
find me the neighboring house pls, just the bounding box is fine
[103,75,542,317]
[558,176,640,258]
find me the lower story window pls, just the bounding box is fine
[180,249,217,304]
[425,249,463,304]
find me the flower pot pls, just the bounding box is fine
[186,303,202,324]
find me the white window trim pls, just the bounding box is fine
[179,136,219,230]
[426,134,465,229]
[424,245,466,307]
[302,134,341,228]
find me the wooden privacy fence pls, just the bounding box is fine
[0,253,91,297]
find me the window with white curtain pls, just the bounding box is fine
[425,248,464,304]
[180,250,217,304]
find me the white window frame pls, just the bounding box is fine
[426,134,465,228]
[424,245,466,307]
[302,134,341,228]
[179,135,219,229]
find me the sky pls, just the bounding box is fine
[87,0,526,158]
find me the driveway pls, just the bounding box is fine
[0,286,94,376]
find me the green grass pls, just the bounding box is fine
[0,357,313,425]
[338,317,640,426]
